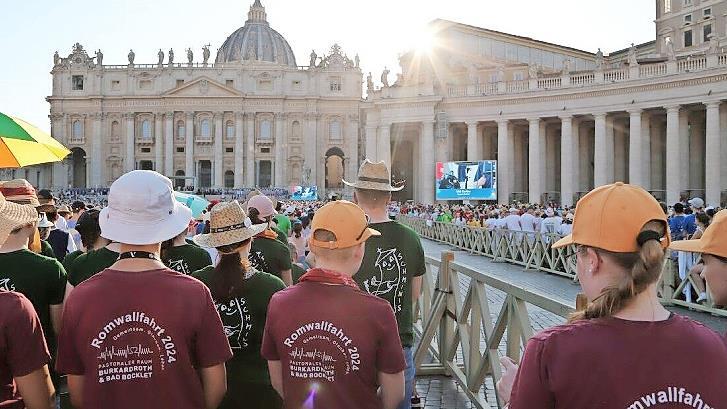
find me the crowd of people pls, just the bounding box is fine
[1,159,727,409]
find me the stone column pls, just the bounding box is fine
[528,118,543,203]
[155,113,164,175]
[365,125,377,160]
[690,111,705,191]
[705,101,721,206]
[245,113,256,187]
[51,114,68,189]
[124,113,135,173]
[91,113,103,187]
[665,106,681,205]
[560,115,574,207]
[497,119,511,204]
[347,115,359,183]
[185,112,194,189]
[420,120,435,204]
[304,113,317,186]
[628,110,643,187]
[274,113,286,186]
[234,112,244,187]
[378,123,391,167]
[214,112,224,188]
[678,110,690,192]
[593,113,609,187]
[164,112,174,177]
[640,112,651,189]
[466,121,479,161]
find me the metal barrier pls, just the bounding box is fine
[413,250,575,408]
[400,215,726,317]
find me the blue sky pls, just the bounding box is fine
[0,0,654,133]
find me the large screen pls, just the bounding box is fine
[436,161,497,201]
[290,186,318,201]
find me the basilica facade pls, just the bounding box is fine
[32,0,727,206]
[43,0,362,195]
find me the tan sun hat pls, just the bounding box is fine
[670,210,727,258]
[0,192,40,245]
[342,159,403,192]
[0,179,41,207]
[57,205,72,215]
[194,201,267,248]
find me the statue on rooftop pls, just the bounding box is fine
[158,49,164,66]
[309,49,317,68]
[168,48,175,66]
[95,49,103,66]
[595,48,604,70]
[128,49,135,65]
[202,44,211,65]
[381,67,390,87]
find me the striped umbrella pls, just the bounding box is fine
[0,113,71,168]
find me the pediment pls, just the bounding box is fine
[163,77,241,97]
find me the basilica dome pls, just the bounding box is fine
[215,0,297,67]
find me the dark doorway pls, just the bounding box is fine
[199,161,212,188]
[70,147,87,188]
[258,160,272,187]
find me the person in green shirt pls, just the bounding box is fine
[247,195,293,286]
[273,202,291,237]
[64,208,121,287]
[161,228,212,274]
[193,201,284,409]
[344,159,426,409]
[0,195,68,387]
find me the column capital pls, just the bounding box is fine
[235,111,244,120]
[185,112,195,120]
[592,112,607,120]
[527,117,541,124]
[420,119,435,126]
[213,112,224,120]
[165,111,174,118]
[274,112,286,120]
[244,112,256,120]
[664,105,681,113]
[558,114,573,121]
[122,112,135,120]
[379,122,392,130]
[465,120,479,127]
[496,118,509,126]
[705,100,722,109]
[627,108,643,116]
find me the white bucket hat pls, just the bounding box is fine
[38,213,54,228]
[194,201,266,248]
[99,170,192,245]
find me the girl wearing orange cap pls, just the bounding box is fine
[498,182,727,408]
[670,210,727,306]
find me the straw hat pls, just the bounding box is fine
[194,201,267,248]
[0,192,39,245]
[0,179,40,207]
[57,205,72,215]
[342,159,403,192]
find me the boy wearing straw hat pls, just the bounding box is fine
[56,171,232,409]
[262,200,406,409]
[344,160,425,409]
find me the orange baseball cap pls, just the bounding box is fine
[670,210,727,258]
[552,182,670,252]
[309,200,380,249]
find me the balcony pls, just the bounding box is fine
[135,136,154,145]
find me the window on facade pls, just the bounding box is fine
[141,120,151,139]
[664,0,671,13]
[261,147,271,153]
[176,79,184,87]
[684,14,692,24]
[72,120,82,139]
[141,148,151,153]
[704,24,712,41]
[293,80,302,89]
[329,77,342,92]
[704,8,712,17]
[176,147,185,153]
[139,80,151,90]
[72,76,84,91]
[176,120,185,139]
[111,80,120,90]
[329,120,342,140]
[201,119,210,138]
[683,0,692,6]
[111,121,120,141]
[260,120,272,139]
[226,120,235,139]
[684,29,693,47]
[513,71,525,81]
[226,147,234,153]
[292,120,301,140]
[226,80,234,87]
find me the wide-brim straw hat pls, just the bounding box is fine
[0,192,40,245]
[0,179,40,207]
[342,159,403,192]
[57,205,72,214]
[194,201,267,249]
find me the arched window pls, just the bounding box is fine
[329,120,342,140]
[141,120,151,139]
[72,120,82,139]
[260,120,272,140]
[111,121,120,141]
[201,119,210,138]
[226,120,235,139]
[292,120,301,140]
[176,120,185,139]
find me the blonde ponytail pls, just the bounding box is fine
[569,221,666,322]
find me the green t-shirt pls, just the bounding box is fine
[0,249,67,354]
[162,244,213,275]
[354,220,426,347]
[249,236,292,280]
[291,263,306,284]
[274,214,291,237]
[41,240,56,258]
[271,226,288,244]
[67,247,119,286]
[63,249,84,272]
[192,266,285,385]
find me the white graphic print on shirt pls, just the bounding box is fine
[363,248,407,313]
[0,278,15,291]
[217,297,251,349]
[283,320,360,382]
[248,250,269,273]
[167,259,190,275]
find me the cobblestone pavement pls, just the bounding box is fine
[414,238,726,408]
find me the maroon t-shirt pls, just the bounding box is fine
[56,269,233,409]
[0,290,50,409]
[261,281,406,409]
[509,314,727,408]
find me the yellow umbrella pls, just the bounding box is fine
[0,113,71,168]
